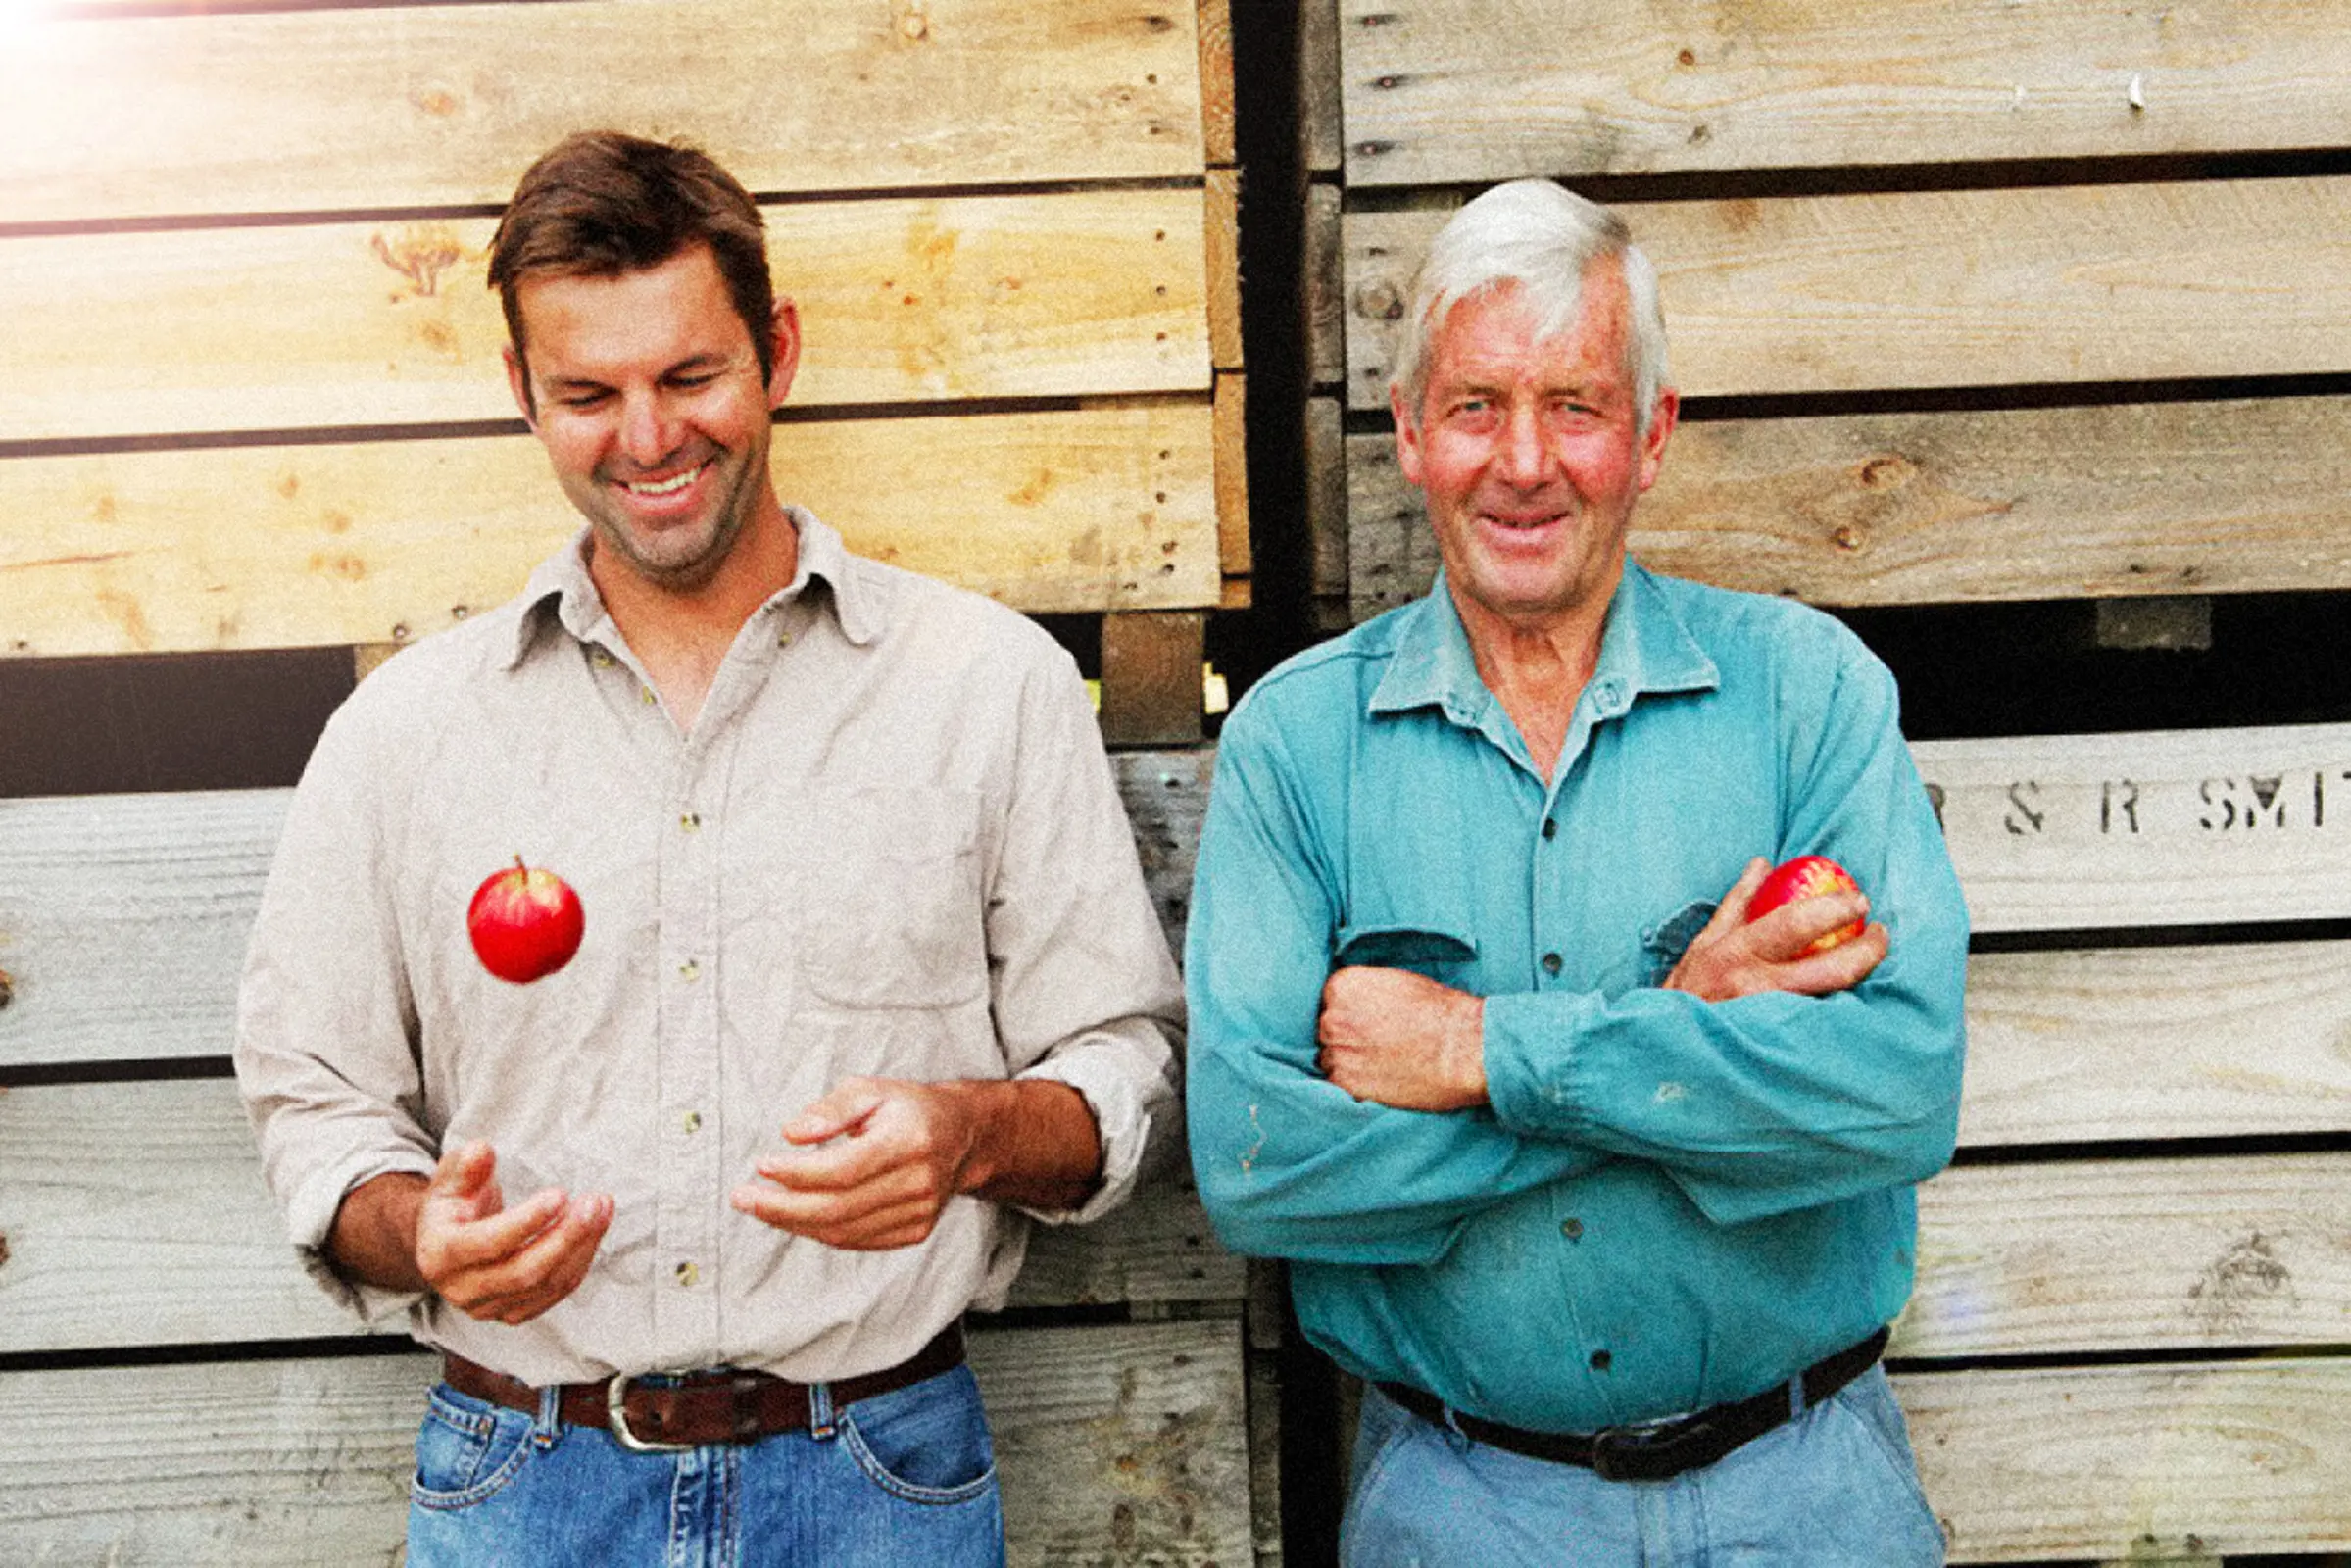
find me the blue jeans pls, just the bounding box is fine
[1342,1368,1945,1567]
[407,1363,1004,1567]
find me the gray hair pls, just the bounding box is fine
[1390,179,1671,438]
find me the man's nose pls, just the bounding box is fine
[1496,404,1546,486]
[618,391,684,466]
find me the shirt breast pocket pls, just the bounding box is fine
[798,785,987,1010]
[1641,899,1718,987]
[1333,923,1481,987]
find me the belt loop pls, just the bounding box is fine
[808,1381,837,1442]
[1788,1372,1806,1421]
[534,1383,563,1450]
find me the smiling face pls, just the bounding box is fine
[1393,265,1677,642]
[506,242,800,594]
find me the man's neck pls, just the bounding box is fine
[1451,568,1618,784]
[590,500,800,733]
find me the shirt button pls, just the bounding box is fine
[591,648,614,668]
[675,1261,699,1289]
[1542,953,1563,976]
[1542,819,1557,840]
[682,1110,703,1135]
[1590,1349,1612,1372]
[680,811,702,833]
[776,631,794,648]
[678,958,701,981]
[640,685,658,706]
[1560,1217,1584,1241]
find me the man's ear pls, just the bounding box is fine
[504,345,537,430]
[1636,388,1680,493]
[765,298,803,411]
[1391,381,1425,489]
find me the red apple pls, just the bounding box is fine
[1747,855,1865,954]
[467,857,585,983]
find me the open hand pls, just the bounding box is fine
[413,1141,612,1325]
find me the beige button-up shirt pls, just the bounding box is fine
[236,513,1183,1386]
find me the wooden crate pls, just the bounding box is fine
[1296,0,2351,1562]
[0,2,1260,1563]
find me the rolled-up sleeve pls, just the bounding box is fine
[987,648,1185,1225]
[234,690,435,1321]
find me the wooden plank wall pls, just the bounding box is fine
[0,3,1260,1564]
[1299,0,2351,1562]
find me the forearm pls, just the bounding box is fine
[955,1078,1103,1214]
[324,1171,430,1294]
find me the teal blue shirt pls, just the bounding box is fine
[1186,564,1968,1432]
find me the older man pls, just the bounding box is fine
[1188,179,1966,1564]
[236,132,1182,1567]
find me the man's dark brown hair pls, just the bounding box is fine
[489,131,775,407]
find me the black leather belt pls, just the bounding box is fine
[444,1322,966,1453]
[1377,1326,1888,1483]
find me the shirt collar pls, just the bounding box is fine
[504,507,884,669]
[1368,560,1720,721]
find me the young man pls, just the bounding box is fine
[1188,180,1967,1564]
[236,132,1182,1566]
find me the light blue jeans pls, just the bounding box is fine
[1342,1368,1946,1567]
[406,1363,1004,1567]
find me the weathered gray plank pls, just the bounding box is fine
[1344,396,2351,616]
[1961,940,2351,1145]
[1345,180,2351,406]
[1896,1153,2351,1358]
[0,1079,1241,1354]
[1339,0,2351,185]
[1915,722,2351,933]
[0,0,1203,224]
[0,1321,1250,1566]
[1111,749,1214,960]
[1898,1358,2351,1562]
[0,790,287,1067]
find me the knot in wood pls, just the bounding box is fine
[1833,525,1867,553]
[1355,280,1404,321]
[0,964,13,1011]
[1858,455,1914,490]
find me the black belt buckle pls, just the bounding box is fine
[1589,1415,1711,1482]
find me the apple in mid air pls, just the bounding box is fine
[1746,855,1865,954]
[467,858,585,983]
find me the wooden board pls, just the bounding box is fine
[0,1078,1242,1355]
[1,190,1210,441]
[1914,722,2351,933]
[0,402,1220,658]
[1895,1153,2351,1358]
[1344,396,2351,612]
[1960,940,2351,1145]
[0,1320,1250,1566]
[1898,1358,2351,1562]
[1344,178,2351,406]
[0,0,1203,224]
[1,757,1210,1070]
[1339,0,2351,184]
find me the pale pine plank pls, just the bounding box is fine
[1895,1153,2351,1357]
[1960,940,2351,1145]
[0,1321,1249,1566]
[1339,0,2351,185]
[1914,722,2351,932]
[1343,397,2351,615]
[0,0,1202,224]
[0,403,1219,658]
[0,1078,1240,1354]
[1344,179,2351,406]
[0,190,1210,441]
[1897,1358,2351,1562]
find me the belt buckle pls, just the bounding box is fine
[607,1373,695,1453]
[1589,1417,1692,1482]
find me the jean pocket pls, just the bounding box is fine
[840,1365,999,1505]
[1825,1372,1945,1554]
[412,1384,535,1512]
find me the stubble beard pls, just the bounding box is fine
[579,445,762,593]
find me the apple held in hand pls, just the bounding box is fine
[1746,855,1865,954]
[467,858,585,983]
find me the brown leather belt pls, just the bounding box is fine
[443,1321,966,1453]
[1378,1326,1888,1483]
